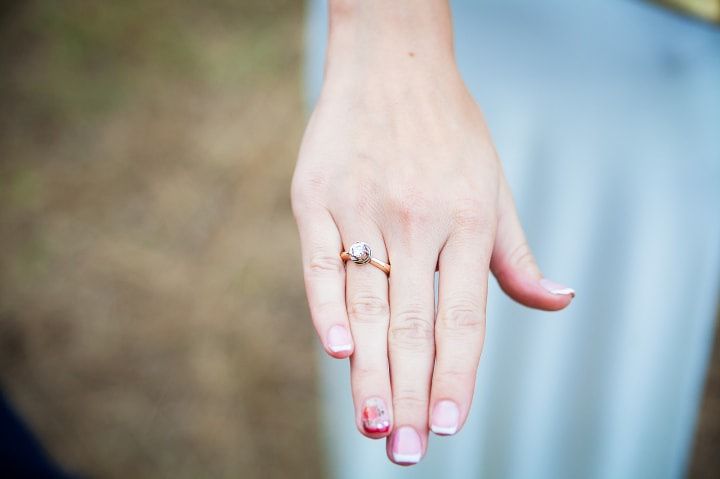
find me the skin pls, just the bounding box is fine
[291,0,575,466]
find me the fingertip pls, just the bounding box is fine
[430,400,461,436]
[358,397,392,439]
[326,347,353,359]
[359,426,392,440]
[387,426,423,466]
[495,270,576,311]
[325,324,354,358]
[539,278,576,298]
[359,424,392,439]
[537,277,575,311]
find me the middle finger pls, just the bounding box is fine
[385,239,438,465]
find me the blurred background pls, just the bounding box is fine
[0,1,717,478]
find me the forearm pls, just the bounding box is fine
[324,0,457,85]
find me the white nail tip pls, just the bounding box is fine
[329,344,352,353]
[431,424,458,435]
[549,287,575,296]
[392,452,422,464]
[539,279,576,297]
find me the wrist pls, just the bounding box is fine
[324,0,457,87]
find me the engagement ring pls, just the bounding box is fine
[341,242,390,275]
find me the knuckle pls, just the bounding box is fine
[347,182,379,214]
[389,308,434,351]
[348,294,389,323]
[291,171,330,214]
[438,299,485,333]
[352,364,380,382]
[451,200,494,233]
[290,182,306,209]
[433,366,477,389]
[312,299,344,321]
[306,253,344,276]
[437,367,475,380]
[294,170,328,195]
[290,194,309,221]
[290,183,315,213]
[507,241,536,271]
[388,188,432,229]
[392,390,428,411]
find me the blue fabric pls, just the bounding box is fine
[305,1,720,478]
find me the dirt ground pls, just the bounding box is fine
[1,1,319,477]
[0,1,718,478]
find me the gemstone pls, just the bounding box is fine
[349,242,371,264]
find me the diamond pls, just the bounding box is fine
[348,242,371,264]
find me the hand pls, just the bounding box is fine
[291,0,575,465]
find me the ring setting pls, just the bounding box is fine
[348,242,372,264]
[341,241,391,275]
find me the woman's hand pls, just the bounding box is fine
[291,0,574,466]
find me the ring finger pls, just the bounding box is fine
[338,219,393,438]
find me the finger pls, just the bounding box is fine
[295,207,354,358]
[385,243,438,465]
[337,222,393,439]
[430,225,492,437]
[490,173,575,311]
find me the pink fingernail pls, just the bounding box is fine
[361,397,391,434]
[540,278,576,297]
[391,426,422,464]
[326,325,352,354]
[430,400,460,435]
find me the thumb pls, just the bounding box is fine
[490,174,575,311]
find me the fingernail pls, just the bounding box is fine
[327,325,352,354]
[430,400,460,435]
[540,278,576,297]
[361,397,391,434]
[391,426,422,464]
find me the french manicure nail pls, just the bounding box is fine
[361,397,391,434]
[431,400,460,435]
[327,325,352,353]
[391,426,422,464]
[540,278,576,297]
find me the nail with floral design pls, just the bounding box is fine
[361,397,391,434]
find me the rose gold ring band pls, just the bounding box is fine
[340,251,391,275]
